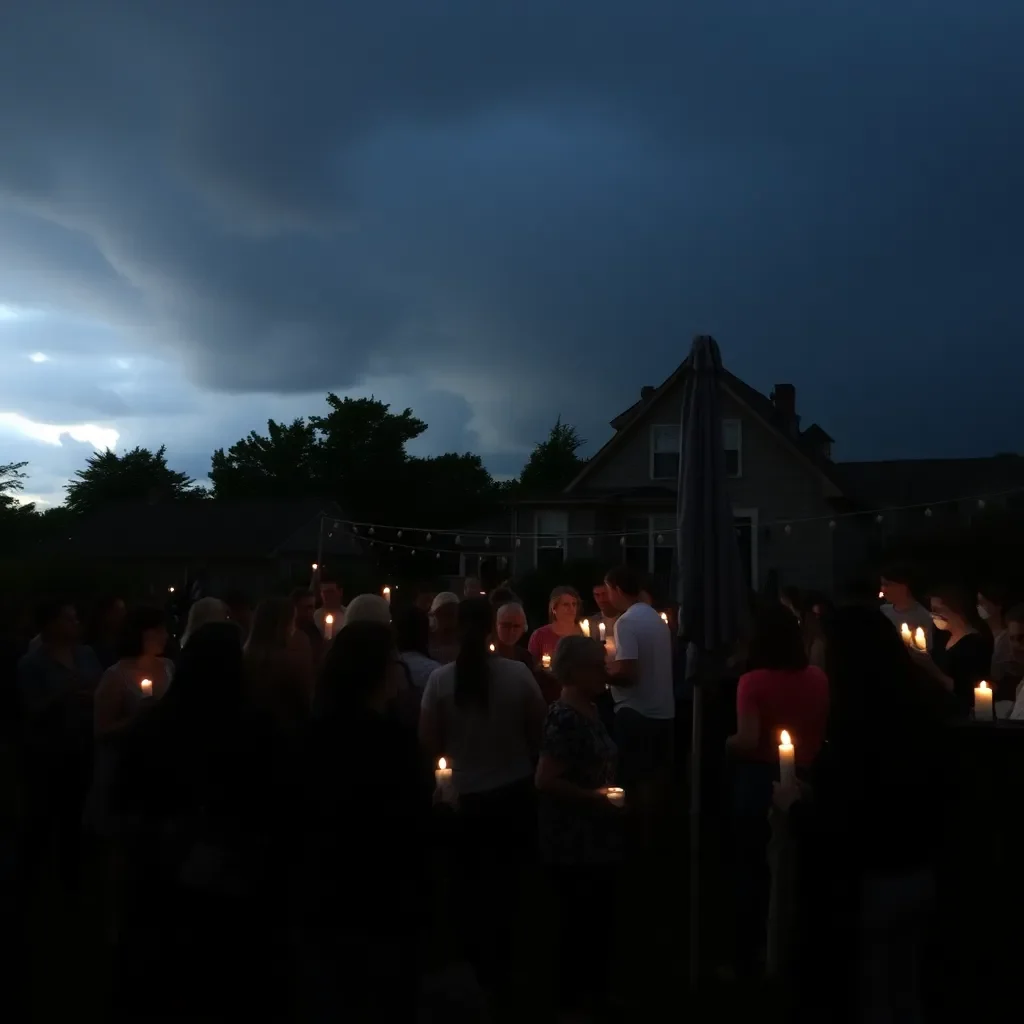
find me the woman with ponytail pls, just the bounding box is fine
[419,596,547,994]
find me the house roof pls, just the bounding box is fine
[566,339,847,497]
[836,456,1024,510]
[801,423,835,445]
[46,499,364,561]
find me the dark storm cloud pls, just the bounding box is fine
[1,1,1023,461]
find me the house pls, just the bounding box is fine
[43,499,367,597]
[510,338,852,595]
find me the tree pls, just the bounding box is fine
[210,394,430,523]
[211,418,321,501]
[407,452,499,527]
[517,418,588,496]
[65,446,202,515]
[0,460,31,514]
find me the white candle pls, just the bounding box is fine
[541,653,551,669]
[779,730,796,788]
[580,618,590,638]
[913,627,927,652]
[598,621,606,644]
[900,623,912,646]
[382,586,391,604]
[605,787,625,808]
[435,757,455,804]
[974,681,994,721]
[660,611,669,625]
[140,678,153,698]
[324,613,334,640]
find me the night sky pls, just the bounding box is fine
[1,2,1022,506]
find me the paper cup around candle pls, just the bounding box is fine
[140,678,153,698]
[541,653,551,669]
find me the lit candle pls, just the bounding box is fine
[660,611,669,625]
[489,643,495,652]
[324,613,334,640]
[974,681,994,721]
[581,618,590,638]
[778,730,796,789]
[312,562,319,572]
[541,653,552,670]
[900,623,912,646]
[878,590,884,600]
[598,621,606,644]
[605,787,625,807]
[168,586,175,594]
[913,628,927,652]
[382,586,391,604]
[435,757,455,804]
[140,678,153,698]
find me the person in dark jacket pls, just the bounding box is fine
[774,605,946,1023]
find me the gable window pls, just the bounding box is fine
[650,420,742,480]
[535,510,568,571]
[650,425,680,481]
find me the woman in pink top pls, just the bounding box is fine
[727,601,829,976]
[528,586,583,662]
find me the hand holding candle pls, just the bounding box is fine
[974,680,994,721]
[778,730,796,789]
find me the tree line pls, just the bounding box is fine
[0,394,588,544]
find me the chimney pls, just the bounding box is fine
[771,383,797,430]
[640,385,655,401]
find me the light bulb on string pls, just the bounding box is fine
[369,527,374,535]
[485,536,491,546]
[426,533,432,541]
[875,514,884,524]
[784,524,792,535]
[515,537,521,548]
[978,499,987,509]
[587,537,594,546]
[619,536,626,546]
[455,535,462,545]
[924,507,933,518]
[397,530,403,538]
[829,520,837,530]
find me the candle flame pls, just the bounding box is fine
[438,757,447,770]
[489,643,495,652]
[312,563,318,571]
[383,586,390,595]
[979,680,990,691]
[878,590,884,600]
[660,612,669,624]
[780,729,792,746]
[325,614,334,625]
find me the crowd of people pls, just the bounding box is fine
[0,559,1020,1022]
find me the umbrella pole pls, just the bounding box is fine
[689,679,703,988]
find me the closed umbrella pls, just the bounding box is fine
[676,335,749,986]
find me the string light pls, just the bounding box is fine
[426,533,432,541]
[924,508,933,517]
[784,524,792,535]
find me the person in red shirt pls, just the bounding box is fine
[727,601,829,978]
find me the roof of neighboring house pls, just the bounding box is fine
[837,456,1024,510]
[46,499,364,561]
[566,339,847,497]
[801,423,835,445]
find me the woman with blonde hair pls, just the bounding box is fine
[527,585,583,662]
[180,596,228,648]
[244,595,313,728]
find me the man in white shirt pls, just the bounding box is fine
[314,574,347,639]
[604,565,675,823]
[879,564,933,651]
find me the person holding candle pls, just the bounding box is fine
[771,605,947,1023]
[527,585,584,663]
[879,563,933,653]
[314,571,347,638]
[590,579,620,643]
[534,635,623,1019]
[977,583,1023,712]
[726,601,829,978]
[300,620,430,1020]
[911,586,991,716]
[419,596,547,994]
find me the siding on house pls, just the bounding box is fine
[517,378,841,593]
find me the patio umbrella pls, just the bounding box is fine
[675,335,750,986]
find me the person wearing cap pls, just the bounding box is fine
[428,592,460,664]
